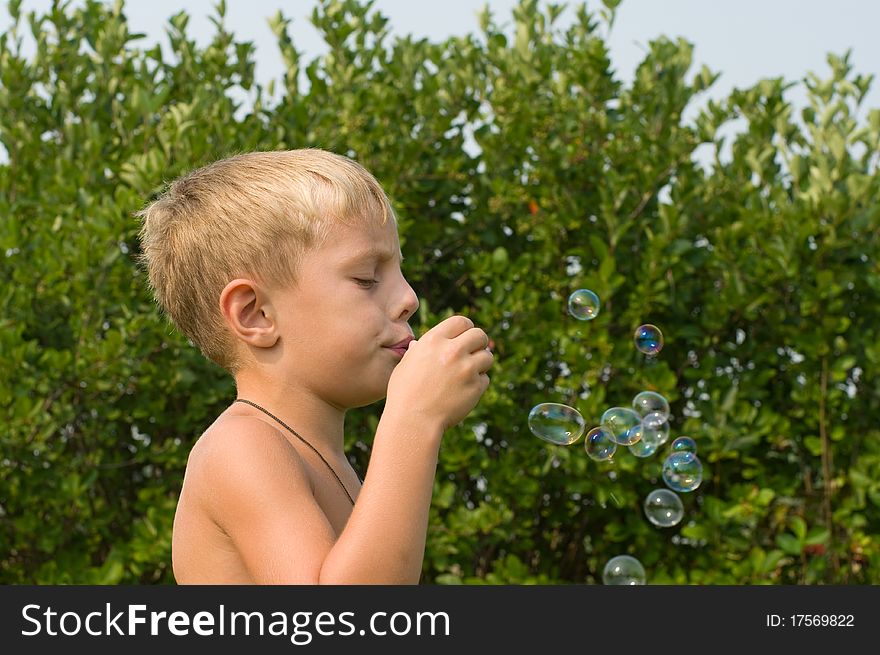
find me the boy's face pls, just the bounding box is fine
[270,217,419,409]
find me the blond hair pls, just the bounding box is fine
[136,148,396,374]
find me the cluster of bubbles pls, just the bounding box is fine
[525,289,705,585]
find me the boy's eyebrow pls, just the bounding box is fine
[343,247,404,264]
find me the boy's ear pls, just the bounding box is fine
[219,279,279,348]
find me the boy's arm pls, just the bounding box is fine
[319,408,443,584]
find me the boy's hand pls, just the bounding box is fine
[385,315,493,432]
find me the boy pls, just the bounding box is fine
[136,149,493,584]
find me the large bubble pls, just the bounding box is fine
[602,555,646,585]
[662,451,703,492]
[527,403,585,445]
[600,407,642,445]
[568,289,600,321]
[643,489,684,527]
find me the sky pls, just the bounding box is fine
[1,0,879,128]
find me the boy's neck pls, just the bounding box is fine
[232,371,347,459]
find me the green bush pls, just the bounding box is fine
[1,0,877,584]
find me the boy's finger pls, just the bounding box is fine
[428,315,474,339]
[460,327,490,353]
[476,349,494,373]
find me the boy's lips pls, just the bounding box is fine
[384,335,414,349]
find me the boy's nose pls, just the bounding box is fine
[399,284,419,320]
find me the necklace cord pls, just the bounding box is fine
[233,398,356,505]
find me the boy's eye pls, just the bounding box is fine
[355,278,379,288]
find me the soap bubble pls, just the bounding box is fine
[632,391,670,425]
[528,403,585,445]
[671,436,697,454]
[628,429,659,458]
[634,324,664,355]
[600,407,642,445]
[641,417,670,447]
[602,555,646,585]
[641,411,668,429]
[643,489,684,527]
[568,289,600,320]
[585,425,617,461]
[662,451,703,492]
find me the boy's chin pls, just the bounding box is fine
[348,388,388,409]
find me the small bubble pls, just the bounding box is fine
[602,555,646,585]
[662,451,703,492]
[644,489,684,527]
[584,425,617,461]
[628,431,658,458]
[636,419,670,451]
[642,411,668,429]
[634,324,664,355]
[671,436,697,454]
[632,391,670,424]
[600,407,642,445]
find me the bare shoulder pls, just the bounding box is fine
[187,414,315,517]
[181,414,336,583]
[189,414,306,470]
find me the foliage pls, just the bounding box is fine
[1,0,877,584]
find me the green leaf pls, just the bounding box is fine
[805,527,830,546]
[803,436,823,456]
[789,516,806,541]
[720,384,738,413]
[850,470,872,489]
[756,488,775,506]
[775,534,802,556]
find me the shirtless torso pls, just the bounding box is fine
[170,408,362,584]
